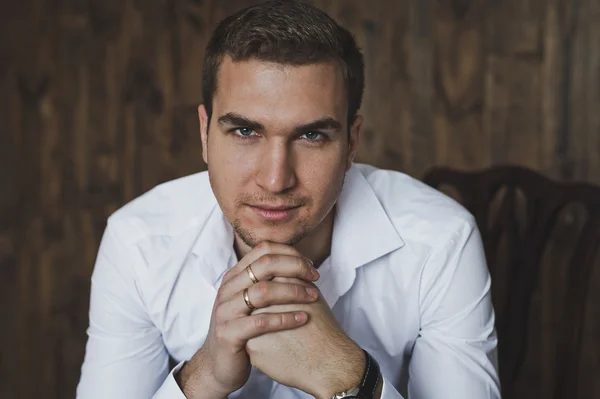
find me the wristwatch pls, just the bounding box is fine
[331,349,381,399]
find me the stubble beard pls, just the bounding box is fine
[231,217,312,248]
[231,176,346,249]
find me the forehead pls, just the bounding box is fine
[213,56,347,125]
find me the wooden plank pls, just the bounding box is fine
[331,0,412,172]
[13,1,48,392]
[51,2,92,396]
[433,0,488,171]
[566,0,600,183]
[121,0,140,202]
[406,0,435,177]
[540,0,564,178]
[0,3,28,395]
[579,251,600,399]
[0,233,17,398]
[566,0,591,181]
[484,0,544,170]
[586,0,600,184]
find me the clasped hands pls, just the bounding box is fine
[176,242,365,399]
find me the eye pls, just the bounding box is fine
[300,131,324,141]
[234,127,258,138]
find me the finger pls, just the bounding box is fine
[220,254,318,298]
[217,311,309,348]
[270,276,316,288]
[219,281,319,318]
[248,281,320,309]
[222,242,307,284]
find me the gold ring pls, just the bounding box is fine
[246,265,259,284]
[243,288,256,311]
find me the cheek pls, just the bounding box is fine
[300,156,346,202]
[208,140,257,188]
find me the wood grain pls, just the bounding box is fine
[1,0,599,398]
[423,166,600,399]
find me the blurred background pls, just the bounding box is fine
[1,0,599,398]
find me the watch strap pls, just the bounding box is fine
[354,349,381,399]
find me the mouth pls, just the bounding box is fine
[247,204,301,222]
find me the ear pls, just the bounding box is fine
[198,104,209,164]
[346,114,362,171]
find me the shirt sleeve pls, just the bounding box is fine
[76,222,187,399]
[409,218,501,399]
[380,375,406,398]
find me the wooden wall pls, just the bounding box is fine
[1,0,598,397]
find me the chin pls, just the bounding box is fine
[253,231,303,247]
[234,222,309,248]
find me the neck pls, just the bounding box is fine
[233,207,336,268]
[295,209,335,268]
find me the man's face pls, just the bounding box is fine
[199,56,361,248]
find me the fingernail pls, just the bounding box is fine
[306,287,319,298]
[311,268,320,280]
[295,312,307,322]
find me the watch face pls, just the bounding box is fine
[332,387,360,399]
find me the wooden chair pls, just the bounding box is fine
[422,165,600,399]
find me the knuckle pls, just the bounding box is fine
[297,257,309,272]
[254,314,268,330]
[258,253,276,266]
[251,254,271,277]
[214,302,231,322]
[288,246,302,257]
[257,241,272,252]
[292,284,304,299]
[280,313,292,327]
[255,281,269,297]
[214,326,228,345]
[260,256,277,278]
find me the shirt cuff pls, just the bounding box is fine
[152,361,188,399]
[380,375,405,399]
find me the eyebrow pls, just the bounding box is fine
[218,113,265,132]
[217,112,343,134]
[296,117,343,134]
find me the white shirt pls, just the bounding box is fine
[77,163,500,399]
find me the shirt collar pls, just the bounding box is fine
[192,164,405,290]
[330,165,404,271]
[317,165,404,307]
[191,194,237,287]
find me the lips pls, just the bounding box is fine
[247,204,300,222]
[251,204,300,211]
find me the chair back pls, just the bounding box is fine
[423,165,600,399]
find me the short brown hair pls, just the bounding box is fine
[202,0,365,128]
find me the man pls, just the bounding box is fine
[77,1,500,398]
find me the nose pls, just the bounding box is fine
[255,139,297,193]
